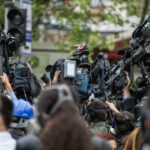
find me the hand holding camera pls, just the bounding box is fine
[1,73,13,92]
[122,71,131,99]
[52,69,61,84]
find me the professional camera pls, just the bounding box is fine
[0,31,17,55]
[91,52,110,82]
[74,63,91,101]
[131,75,150,99]
[136,75,150,87]
[10,61,41,102]
[105,16,150,99]
[0,31,18,76]
[88,52,111,101]
[71,44,89,64]
[130,16,150,49]
[42,44,91,101]
[48,44,89,81]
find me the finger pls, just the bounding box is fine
[105,101,110,105]
[3,73,7,76]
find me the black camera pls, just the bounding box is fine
[130,16,150,49]
[136,76,150,87]
[9,61,41,102]
[0,31,17,56]
[105,17,150,99]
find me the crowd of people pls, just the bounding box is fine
[0,67,149,150]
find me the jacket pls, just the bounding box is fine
[90,121,109,135]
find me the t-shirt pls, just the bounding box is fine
[0,131,16,150]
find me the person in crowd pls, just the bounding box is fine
[16,84,80,150]
[40,84,94,150]
[1,73,34,140]
[9,109,33,140]
[86,101,109,134]
[1,73,34,117]
[96,133,117,150]
[106,100,135,149]
[141,99,150,150]
[92,136,111,150]
[120,72,136,113]
[124,95,150,150]
[0,95,16,150]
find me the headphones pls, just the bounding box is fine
[38,84,75,126]
[45,84,74,116]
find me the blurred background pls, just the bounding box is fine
[0,0,149,76]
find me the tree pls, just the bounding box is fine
[0,0,149,51]
[0,0,5,30]
[47,0,145,51]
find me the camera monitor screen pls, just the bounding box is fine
[64,60,76,78]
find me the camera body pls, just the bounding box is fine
[74,64,90,97]
[9,62,41,101]
[0,32,17,57]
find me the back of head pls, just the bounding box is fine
[115,111,135,135]
[39,84,93,150]
[37,84,79,127]
[0,95,13,129]
[87,101,107,122]
[41,112,93,150]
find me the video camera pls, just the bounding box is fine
[0,31,41,100]
[0,31,17,75]
[9,61,41,102]
[42,44,91,101]
[105,16,150,99]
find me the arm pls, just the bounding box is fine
[122,72,136,112]
[1,73,13,92]
[106,101,120,114]
[122,71,131,99]
[1,73,18,102]
[1,73,34,118]
[52,70,61,84]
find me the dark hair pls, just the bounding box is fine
[40,84,93,150]
[87,101,107,122]
[0,95,13,128]
[41,106,93,150]
[37,84,79,127]
[115,111,135,135]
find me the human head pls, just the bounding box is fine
[86,101,107,123]
[40,84,93,150]
[41,112,93,150]
[115,111,135,135]
[9,97,33,129]
[37,84,79,127]
[0,95,13,129]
